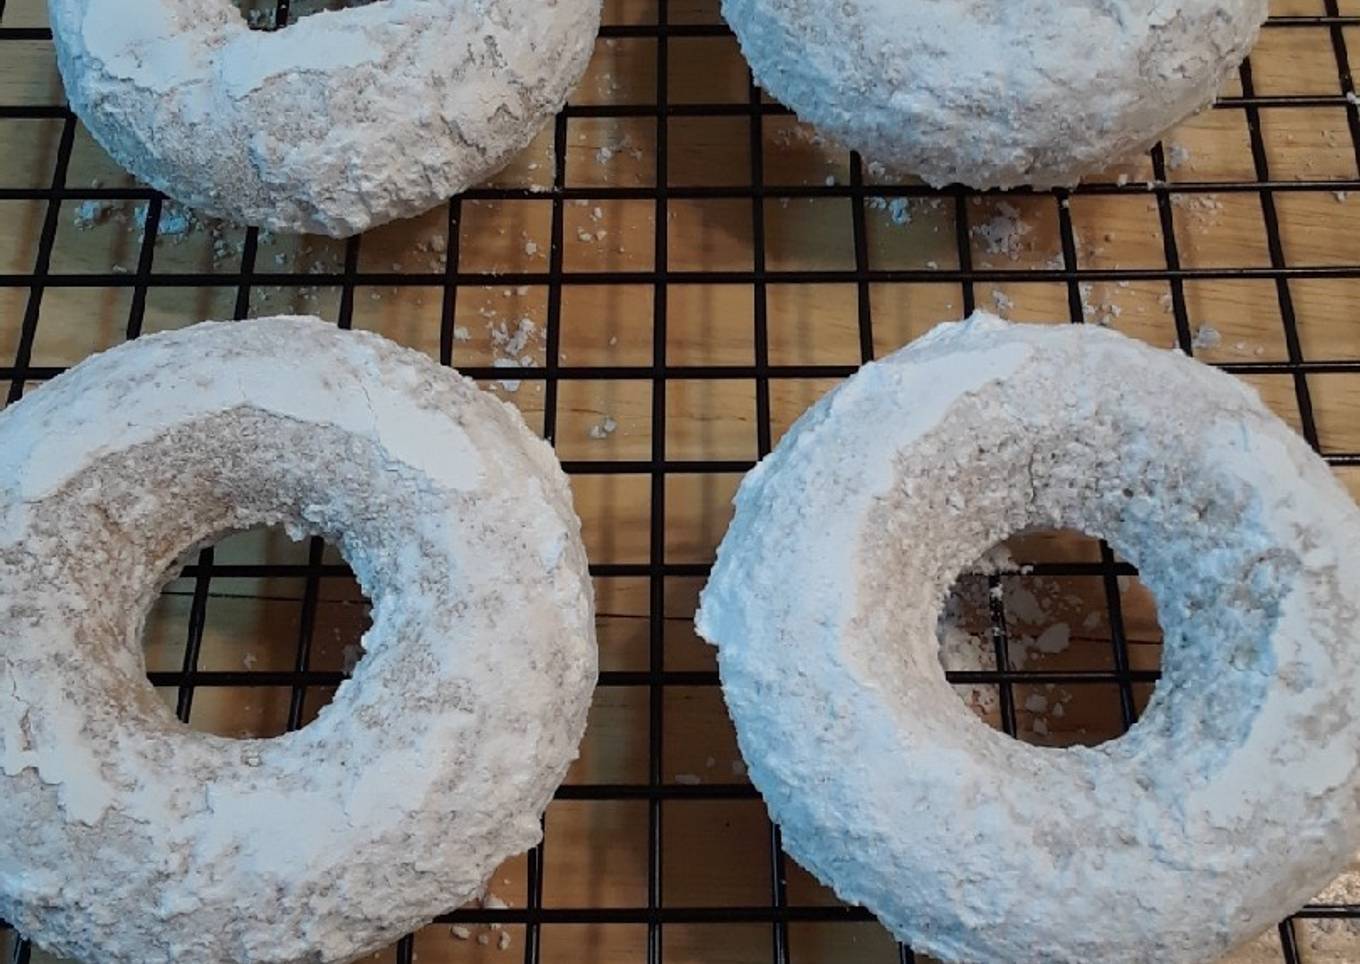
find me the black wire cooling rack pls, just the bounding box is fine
[4,0,1360,961]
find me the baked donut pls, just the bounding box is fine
[48,0,602,236]
[0,317,596,963]
[697,313,1360,962]
[724,0,1269,188]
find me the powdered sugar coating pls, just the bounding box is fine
[697,314,1360,962]
[0,317,596,963]
[48,0,602,236]
[724,0,1269,188]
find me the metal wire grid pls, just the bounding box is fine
[2,0,1360,961]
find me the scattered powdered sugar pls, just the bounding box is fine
[491,359,522,393]
[936,544,1091,740]
[489,317,538,358]
[1071,280,1126,329]
[970,202,1033,260]
[157,203,194,238]
[447,893,517,949]
[593,131,647,178]
[936,612,1000,718]
[587,417,618,440]
[768,122,842,185]
[1172,193,1225,235]
[486,317,546,394]
[1033,622,1071,655]
[867,196,913,226]
[341,643,364,675]
[65,194,363,283]
[1001,583,1045,625]
[1192,324,1222,350]
[71,198,116,229]
[969,544,1030,577]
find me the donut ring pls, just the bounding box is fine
[0,317,596,963]
[48,0,602,236]
[697,314,1360,962]
[723,0,1269,188]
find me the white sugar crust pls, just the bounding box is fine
[698,313,1360,963]
[723,0,1269,188]
[0,317,597,963]
[48,0,602,235]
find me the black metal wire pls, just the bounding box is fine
[1239,57,1322,451]
[1,4,1357,963]
[284,537,325,732]
[648,8,671,962]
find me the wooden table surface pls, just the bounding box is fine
[3,0,1360,961]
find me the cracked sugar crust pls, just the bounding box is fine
[723,0,1269,188]
[0,317,597,963]
[48,0,602,236]
[696,314,1360,963]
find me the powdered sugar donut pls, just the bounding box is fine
[0,317,596,963]
[725,0,1269,188]
[48,0,602,236]
[697,314,1360,962]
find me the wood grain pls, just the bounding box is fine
[2,0,1359,962]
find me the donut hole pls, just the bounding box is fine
[143,523,372,739]
[936,529,1164,749]
[234,0,380,30]
[852,381,1294,764]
